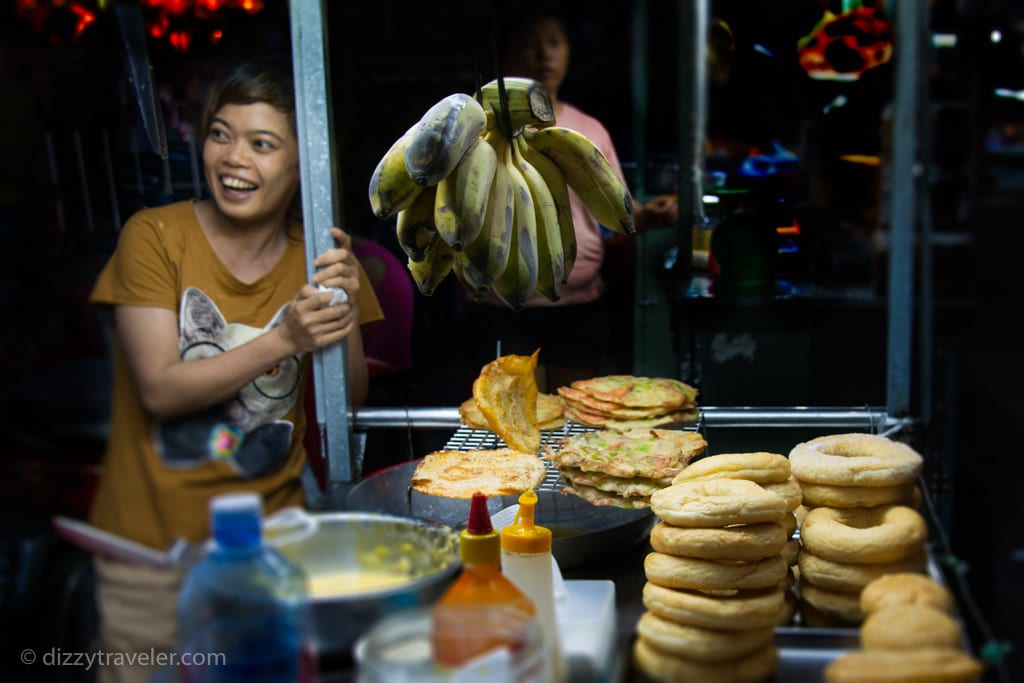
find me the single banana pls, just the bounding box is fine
[518,137,576,284]
[434,136,498,250]
[367,124,422,219]
[404,93,488,187]
[512,135,564,302]
[523,126,636,235]
[491,132,539,311]
[479,77,556,132]
[433,172,462,249]
[456,155,514,293]
[395,186,439,262]
[407,238,455,296]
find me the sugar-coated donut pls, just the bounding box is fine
[789,433,923,486]
[861,605,963,651]
[645,552,789,592]
[761,475,804,513]
[650,478,788,527]
[636,611,774,663]
[860,572,955,615]
[800,480,918,508]
[642,582,785,631]
[799,582,864,624]
[800,504,927,564]
[798,549,928,593]
[633,638,780,683]
[672,451,791,485]
[824,648,983,683]
[650,520,787,561]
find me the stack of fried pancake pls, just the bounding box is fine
[543,428,707,509]
[556,375,699,431]
[634,467,797,683]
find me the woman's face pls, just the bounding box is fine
[202,102,299,226]
[506,16,570,100]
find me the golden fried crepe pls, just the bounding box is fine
[459,393,565,431]
[411,448,547,499]
[569,375,698,409]
[546,428,707,480]
[472,350,541,453]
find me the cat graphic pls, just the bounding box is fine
[155,287,302,478]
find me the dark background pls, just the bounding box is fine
[0,0,1021,680]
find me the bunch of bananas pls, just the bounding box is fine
[368,77,636,310]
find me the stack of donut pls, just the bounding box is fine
[824,573,983,682]
[788,433,928,626]
[632,452,800,683]
[672,452,805,623]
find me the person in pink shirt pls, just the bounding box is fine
[457,9,676,392]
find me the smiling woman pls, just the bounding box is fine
[85,56,384,683]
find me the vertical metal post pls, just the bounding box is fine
[289,0,354,484]
[887,0,924,416]
[674,0,708,381]
[631,0,649,201]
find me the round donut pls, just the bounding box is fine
[650,520,787,562]
[800,481,918,508]
[645,552,789,592]
[800,504,927,564]
[860,572,955,616]
[633,638,779,683]
[861,605,963,651]
[824,648,983,683]
[636,611,774,663]
[789,433,923,487]
[797,549,927,593]
[799,582,863,624]
[672,452,791,485]
[650,478,788,527]
[795,504,811,528]
[642,582,785,631]
[761,475,803,513]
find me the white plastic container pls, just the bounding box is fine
[500,490,565,683]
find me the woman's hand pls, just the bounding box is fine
[278,228,361,355]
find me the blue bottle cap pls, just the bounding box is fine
[210,493,262,549]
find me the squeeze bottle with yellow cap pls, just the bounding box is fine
[501,490,565,683]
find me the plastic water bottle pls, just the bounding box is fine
[176,493,317,682]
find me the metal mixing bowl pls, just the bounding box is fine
[269,511,460,663]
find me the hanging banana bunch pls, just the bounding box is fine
[368,77,635,309]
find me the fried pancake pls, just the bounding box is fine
[472,350,541,453]
[565,405,698,431]
[558,385,688,418]
[411,448,547,499]
[546,428,707,479]
[562,481,652,509]
[569,375,698,409]
[558,466,672,498]
[460,393,565,431]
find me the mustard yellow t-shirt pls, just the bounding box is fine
[89,200,383,550]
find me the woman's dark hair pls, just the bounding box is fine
[200,56,296,140]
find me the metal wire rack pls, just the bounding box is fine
[441,418,706,493]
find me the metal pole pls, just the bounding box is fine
[887,0,924,416]
[290,0,354,484]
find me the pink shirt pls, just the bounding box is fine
[528,102,627,307]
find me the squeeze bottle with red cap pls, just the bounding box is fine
[430,492,541,673]
[501,490,565,683]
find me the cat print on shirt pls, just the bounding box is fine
[155,287,302,478]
